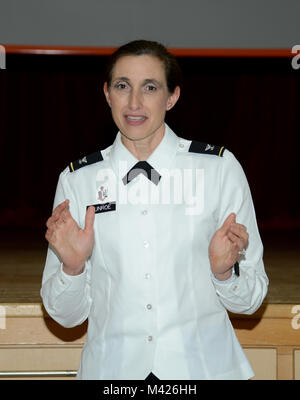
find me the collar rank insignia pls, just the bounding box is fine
[69,151,104,172]
[189,140,225,157]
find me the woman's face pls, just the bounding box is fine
[103,55,180,143]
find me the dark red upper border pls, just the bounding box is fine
[3,45,293,57]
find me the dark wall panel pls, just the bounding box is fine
[0,54,299,232]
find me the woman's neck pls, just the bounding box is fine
[121,125,165,161]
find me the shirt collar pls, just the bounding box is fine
[109,123,179,182]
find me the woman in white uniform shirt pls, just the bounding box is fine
[41,40,268,380]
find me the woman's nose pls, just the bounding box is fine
[128,89,142,110]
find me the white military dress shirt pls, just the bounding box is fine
[41,124,268,380]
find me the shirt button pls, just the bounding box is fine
[145,273,151,279]
[233,285,238,292]
[179,143,184,148]
[141,210,148,215]
[147,336,153,342]
[146,304,152,310]
[143,240,149,248]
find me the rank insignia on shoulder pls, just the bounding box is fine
[189,141,225,157]
[69,151,104,172]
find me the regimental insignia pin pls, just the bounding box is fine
[98,185,108,202]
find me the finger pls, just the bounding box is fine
[219,213,236,235]
[227,231,245,251]
[230,227,249,250]
[230,223,249,243]
[54,218,65,228]
[45,229,50,242]
[47,200,70,228]
[52,199,69,218]
[46,214,61,229]
[45,228,56,244]
[46,216,54,229]
[230,222,247,234]
[84,206,95,231]
[60,208,72,223]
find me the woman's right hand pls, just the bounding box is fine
[45,200,95,275]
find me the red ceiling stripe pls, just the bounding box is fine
[3,45,293,58]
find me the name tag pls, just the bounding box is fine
[87,202,116,214]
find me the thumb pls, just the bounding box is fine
[84,206,95,231]
[219,213,236,234]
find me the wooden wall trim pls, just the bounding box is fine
[1,302,296,318]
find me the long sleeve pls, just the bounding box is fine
[211,150,269,315]
[40,168,92,328]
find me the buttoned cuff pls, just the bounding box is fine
[57,263,87,291]
[211,269,238,285]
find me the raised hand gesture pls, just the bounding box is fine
[45,200,95,275]
[209,213,249,280]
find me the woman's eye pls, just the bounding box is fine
[115,82,128,90]
[145,85,157,92]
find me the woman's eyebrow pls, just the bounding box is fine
[113,76,130,83]
[112,77,162,87]
[143,78,162,87]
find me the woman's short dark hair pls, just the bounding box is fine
[105,40,182,94]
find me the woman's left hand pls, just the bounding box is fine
[209,213,249,281]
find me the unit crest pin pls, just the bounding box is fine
[98,185,108,202]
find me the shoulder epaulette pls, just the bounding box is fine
[188,141,225,157]
[69,151,103,172]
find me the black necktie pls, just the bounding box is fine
[122,161,161,186]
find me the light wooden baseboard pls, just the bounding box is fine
[1,302,300,380]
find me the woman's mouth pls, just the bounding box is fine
[125,115,148,126]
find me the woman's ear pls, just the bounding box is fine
[103,82,111,107]
[166,86,180,111]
